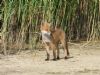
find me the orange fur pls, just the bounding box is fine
[40,22,69,61]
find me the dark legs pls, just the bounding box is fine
[44,40,69,61]
[45,43,50,61]
[53,49,56,60]
[61,40,69,59]
[56,45,60,59]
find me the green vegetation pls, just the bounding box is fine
[0,0,99,54]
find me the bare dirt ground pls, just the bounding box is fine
[0,42,100,75]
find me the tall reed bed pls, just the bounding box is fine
[0,0,99,54]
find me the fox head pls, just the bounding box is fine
[40,21,56,33]
[40,21,51,32]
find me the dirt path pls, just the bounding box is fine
[0,43,100,75]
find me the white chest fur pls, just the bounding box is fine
[41,31,51,42]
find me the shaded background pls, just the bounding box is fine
[0,0,99,54]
